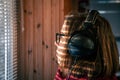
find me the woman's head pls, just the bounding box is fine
[56,10,119,77]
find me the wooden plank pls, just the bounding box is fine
[43,0,52,79]
[23,0,29,79]
[64,0,72,15]
[32,0,37,80]
[24,0,34,80]
[33,0,44,80]
[19,0,25,79]
[51,0,58,79]
[59,0,64,29]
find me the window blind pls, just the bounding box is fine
[0,0,18,80]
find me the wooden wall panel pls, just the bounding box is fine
[64,0,72,15]
[59,0,64,27]
[24,0,34,80]
[43,0,52,79]
[33,0,43,80]
[24,0,30,79]
[19,0,25,79]
[22,0,71,80]
[51,0,57,79]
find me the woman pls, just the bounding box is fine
[54,10,119,80]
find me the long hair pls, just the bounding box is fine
[56,12,119,78]
[96,16,119,76]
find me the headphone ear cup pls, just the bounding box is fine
[67,10,99,58]
[68,32,95,57]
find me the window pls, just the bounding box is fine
[0,0,18,80]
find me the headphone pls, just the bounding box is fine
[68,10,99,58]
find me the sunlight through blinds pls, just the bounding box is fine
[0,0,18,80]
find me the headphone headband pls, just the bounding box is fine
[82,10,99,29]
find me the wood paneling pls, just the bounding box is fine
[21,0,71,80]
[33,0,43,80]
[43,0,52,79]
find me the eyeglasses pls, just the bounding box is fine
[56,33,66,43]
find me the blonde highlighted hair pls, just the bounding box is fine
[96,16,119,76]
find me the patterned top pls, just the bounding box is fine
[54,68,118,80]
